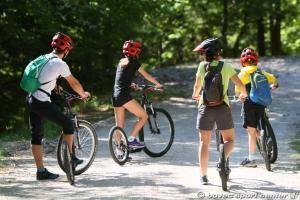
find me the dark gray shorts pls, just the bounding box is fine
[196,104,234,130]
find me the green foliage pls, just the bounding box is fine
[0,0,300,134]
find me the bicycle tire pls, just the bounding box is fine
[140,108,174,157]
[262,132,271,171]
[215,128,220,152]
[265,119,278,163]
[57,120,98,175]
[108,126,129,165]
[62,141,75,185]
[219,144,227,191]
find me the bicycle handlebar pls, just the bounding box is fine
[133,84,164,93]
[62,90,83,103]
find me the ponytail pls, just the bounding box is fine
[119,57,129,69]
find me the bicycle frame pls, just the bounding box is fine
[139,90,160,134]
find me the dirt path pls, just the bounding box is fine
[1,57,300,200]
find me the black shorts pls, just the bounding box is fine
[27,95,74,145]
[111,95,132,107]
[196,103,234,130]
[242,102,265,128]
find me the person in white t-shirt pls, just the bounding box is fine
[27,32,90,180]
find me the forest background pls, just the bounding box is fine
[0,0,299,135]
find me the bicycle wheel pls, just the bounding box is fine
[57,120,98,175]
[108,126,129,165]
[262,133,271,171]
[265,119,278,163]
[215,128,220,152]
[140,108,174,157]
[62,141,75,185]
[218,144,227,191]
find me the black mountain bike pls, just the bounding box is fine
[256,108,278,171]
[61,140,75,185]
[56,90,98,184]
[108,84,175,165]
[215,128,230,191]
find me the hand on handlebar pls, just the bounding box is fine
[81,91,91,101]
[130,83,138,90]
[192,94,200,101]
[270,84,279,91]
[238,93,247,102]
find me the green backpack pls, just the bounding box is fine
[20,54,56,94]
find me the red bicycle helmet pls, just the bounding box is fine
[123,40,141,57]
[240,48,258,66]
[51,32,74,50]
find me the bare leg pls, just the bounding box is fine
[220,128,235,160]
[123,99,148,137]
[32,144,43,168]
[247,127,258,154]
[198,130,211,176]
[114,107,125,128]
[63,134,74,154]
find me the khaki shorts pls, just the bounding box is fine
[196,104,234,130]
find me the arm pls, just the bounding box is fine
[230,74,248,100]
[64,75,90,99]
[138,67,163,88]
[263,71,278,89]
[192,76,202,101]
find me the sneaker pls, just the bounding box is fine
[240,158,257,167]
[200,175,209,185]
[36,168,59,180]
[72,155,83,169]
[128,139,145,149]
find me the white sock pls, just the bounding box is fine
[128,136,135,142]
[249,153,256,161]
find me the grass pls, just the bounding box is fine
[0,149,9,168]
[290,138,300,152]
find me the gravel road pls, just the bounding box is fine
[0,57,300,200]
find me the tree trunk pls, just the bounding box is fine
[257,17,266,56]
[269,0,282,55]
[221,0,228,51]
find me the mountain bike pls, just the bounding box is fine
[108,84,175,165]
[61,140,74,185]
[56,90,98,181]
[214,96,240,191]
[214,127,230,191]
[256,108,278,171]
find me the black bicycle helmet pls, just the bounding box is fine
[193,38,222,56]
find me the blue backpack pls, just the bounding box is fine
[249,69,272,107]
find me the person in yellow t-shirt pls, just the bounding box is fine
[235,48,278,167]
[192,38,247,185]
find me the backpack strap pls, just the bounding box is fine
[214,61,224,74]
[250,69,261,89]
[36,55,57,97]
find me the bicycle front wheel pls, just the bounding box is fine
[57,120,98,175]
[219,144,227,191]
[62,141,75,185]
[108,126,129,165]
[140,108,174,157]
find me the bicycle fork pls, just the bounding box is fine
[145,104,160,134]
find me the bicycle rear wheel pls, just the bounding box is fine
[218,144,227,191]
[257,120,271,171]
[265,119,278,163]
[140,108,174,157]
[62,141,75,185]
[108,126,129,165]
[57,120,98,175]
